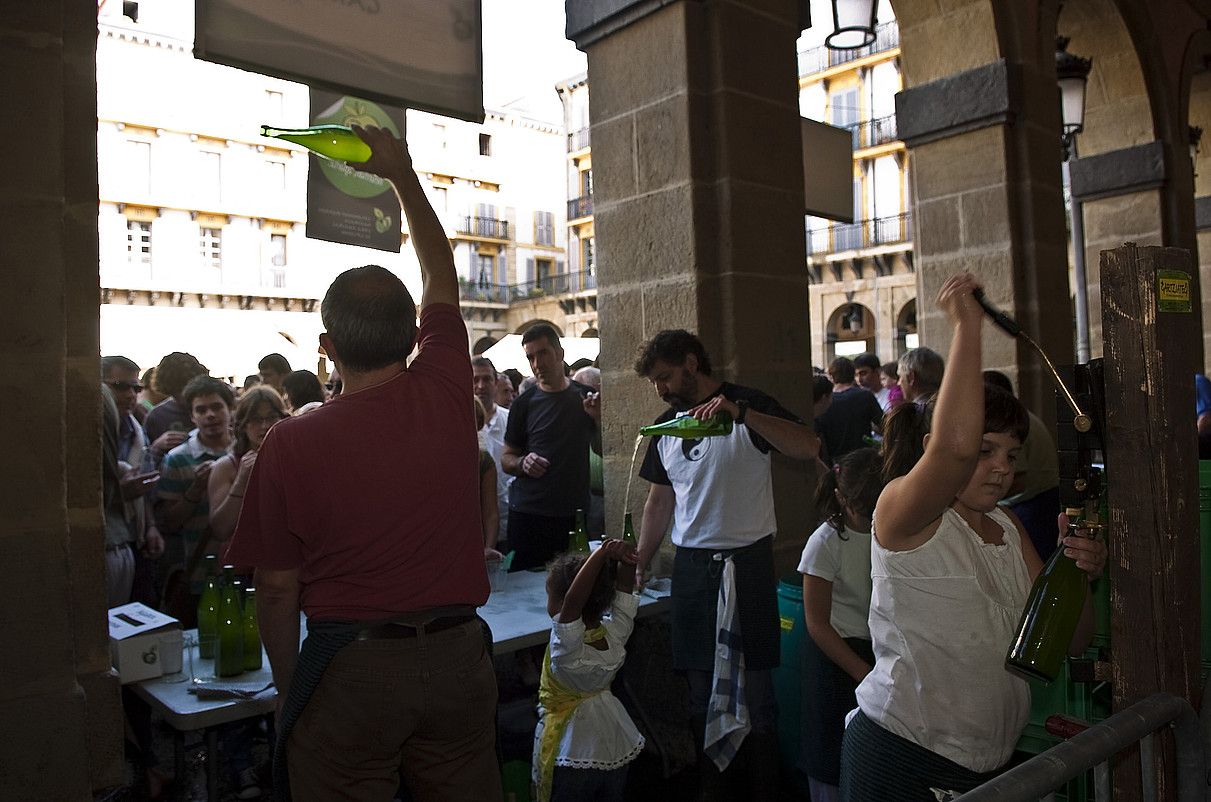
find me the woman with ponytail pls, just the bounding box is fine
[797,446,883,802]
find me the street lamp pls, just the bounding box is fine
[825,0,878,50]
[1056,37,1092,160]
[1056,36,1093,363]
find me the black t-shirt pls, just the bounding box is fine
[504,380,595,517]
[815,385,882,463]
[639,382,802,486]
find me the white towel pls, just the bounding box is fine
[703,554,749,771]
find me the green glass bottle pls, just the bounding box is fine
[622,512,637,547]
[259,124,372,162]
[569,509,590,555]
[639,412,733,439]
[242,588,263,672]
[1005,508,1091,683]
[196,556,220,659]
[217,565,244,677]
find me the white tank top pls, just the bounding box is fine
[855,506,1032,772]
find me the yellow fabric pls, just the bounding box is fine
[535,625,607,802]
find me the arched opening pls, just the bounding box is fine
[895,298,918,358]
[826,302,875,363]
[513,319,565,337]
[472,335,498,355]
[581,327,599,337]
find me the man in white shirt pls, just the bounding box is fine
[473,356,511,547]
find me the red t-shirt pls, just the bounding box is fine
[224,303,489,620]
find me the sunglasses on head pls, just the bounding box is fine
[107,381,143,392]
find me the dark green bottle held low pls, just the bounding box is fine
[196,556,220,659]
[242,588,263,672]
[259,124,372,163]
[639,412,733,439]
[622,512,637,547]
[217,565,244,677]
[569,509,590,554]
[1005,507,1091,683]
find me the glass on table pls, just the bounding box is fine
[191,633,219,684]
[159,630,186,683]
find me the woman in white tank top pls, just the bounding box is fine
[838,272,1107,802]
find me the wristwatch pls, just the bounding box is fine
[735,399,749,425]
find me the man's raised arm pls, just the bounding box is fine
[352,125,458,309]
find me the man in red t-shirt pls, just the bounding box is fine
[225,127,499,801]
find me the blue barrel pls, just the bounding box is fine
[772,576,807,773]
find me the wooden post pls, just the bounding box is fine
[1101,243,1201,801]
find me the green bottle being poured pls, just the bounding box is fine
[1005,507,1093,683]
[242,587,263,672]
[259,124,372,163]
[622,512,637,547]
[639,412,733,439]
[569,508,590,555]
[196,555,220,659]
[217,565,245,677]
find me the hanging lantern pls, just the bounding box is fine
[1055,37,1092,149]
[826,0,878,50]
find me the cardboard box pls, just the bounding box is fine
[108,602,180,684]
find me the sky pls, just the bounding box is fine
[480,0,587,122]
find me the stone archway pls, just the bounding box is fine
[825,302,876,364]
[472,335,498,355]
[1184,29,1211,370]
[895,297,918,358]
[513,318,565,337]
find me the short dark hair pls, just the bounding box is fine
[812,374,834,402]
[182,375,234,411]
[154,352,208,400]
[829,357,856,384]
[881,362,899,380]
[983,370,1015,396]
[321,265,418,373]
[101,355,139,377]
[471,356,497,375]
[521,323,561,350]
[257,353,292,375]
[984,383,1030,444]
[503,368,524,390]
[853,353,881,371]
[282,370,325,409]
[634,329,713,377]
[243,374,261,390]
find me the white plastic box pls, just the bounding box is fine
[108,602,180,684]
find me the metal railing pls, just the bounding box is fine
[806,211,912,256]
[848,114,899,149]
[568,194,593,220]
[510,270,596,299]
[459,277,509,304]
[568,127,591,152]
[456,215,510,240]
[797,22,900,76]
[956,693,1205,802]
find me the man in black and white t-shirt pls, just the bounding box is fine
[634,329,819,799]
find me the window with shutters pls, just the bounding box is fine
[199,227,222,272]
[126,220,152,269]
[534,210,554,245]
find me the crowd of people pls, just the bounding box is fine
[98,125,1113,802]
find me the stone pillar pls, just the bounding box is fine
[0,3,123,798]
[568,0,816,574]
[897,57,1072,425]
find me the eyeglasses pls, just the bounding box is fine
[247,414,287,426]
[106,381,143,393]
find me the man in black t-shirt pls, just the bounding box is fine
[816,356,883,464]
[502,324,600,570]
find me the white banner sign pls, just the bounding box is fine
[196,0,483,123]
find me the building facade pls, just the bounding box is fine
[799,17,916,369]
[97,1,578,380]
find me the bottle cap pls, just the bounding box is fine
[1064,507,1084,518]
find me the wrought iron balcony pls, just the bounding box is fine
[568,127,591,152]
[456,215,510,240]
[568,194,593,221]
[848,114,899,149]
[510,270,597,299]
[805,211,913,257]
[459,276,509,304]
[798,22,900,76]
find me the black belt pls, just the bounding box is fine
[355,614,476,641]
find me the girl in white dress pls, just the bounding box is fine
[839,272,1107,801]
[533,540,645,802]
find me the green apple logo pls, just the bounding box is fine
[373,208,393,234]
[313,97,400,199]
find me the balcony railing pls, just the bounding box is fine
[798,22,900,76]
[848,114,899,149]
[568,127,591,152]
[510,270,596,299]
[456,215,510,240]
[568,194,593,221]
[806,211,912,256]
[459,277,510,304]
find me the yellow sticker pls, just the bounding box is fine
[1158,270,1192,313]
[779,616,794,632]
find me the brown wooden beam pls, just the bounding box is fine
[1101,243,1202,801]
